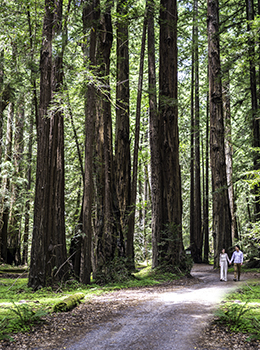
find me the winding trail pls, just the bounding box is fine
[65,265,241,350]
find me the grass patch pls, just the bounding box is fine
[0,264,181,340]
[215,280,260,340]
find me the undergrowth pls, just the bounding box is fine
[215,281,260,340]
[0,263,181,340]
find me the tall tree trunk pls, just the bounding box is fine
[190,15,195,260]
[23,6,38,265]
[47,0,69,283]
[0,50,4,186]
[29,0,54,289]
[246,0,260,220]
[203,90,209,263]
[223,72,238,241]
[115,0,131,250]
[128,8,147,270]
[0,50,4,262]
[93,1,119,279]
[158,0,184,268]
[148,0,162,268]
[193,0,202,262]
[23,103,34,265]
[29,0,69,289]
[207,0,232,267]
[81,0,98,284]
[9,99,24,266]
[1,103,14,263]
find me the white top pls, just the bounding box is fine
[220,253,230,263]
[230,250,243,264]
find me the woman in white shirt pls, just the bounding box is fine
[219,248,230,282]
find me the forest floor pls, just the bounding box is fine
[1,264,260,350]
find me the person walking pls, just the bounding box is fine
[219,248,230,281]
[230,245,243,281]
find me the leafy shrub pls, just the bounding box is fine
[215,301,251,331]
[0,302,48,340]
[215,301,260,339]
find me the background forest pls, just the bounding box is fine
[0,0,259,289]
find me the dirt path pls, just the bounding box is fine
[64,264,243,350]
[1,264,259,350]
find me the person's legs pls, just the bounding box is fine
[224,264,227,281]
[237,263,241,280]
[234,263,237,280]
[220,264,224,280]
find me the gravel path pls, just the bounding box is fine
[64,265,243,350]
[2,264,259,350]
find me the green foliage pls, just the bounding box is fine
[215,301,251,330]
[215,282,260,340]
[0,302,48,340]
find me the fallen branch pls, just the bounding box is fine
[53,293,85,312]
[6,268,29,292]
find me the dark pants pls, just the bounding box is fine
[234,263,241,280]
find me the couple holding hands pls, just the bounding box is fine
[219,245,244,282]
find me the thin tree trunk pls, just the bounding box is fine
[23,6,38,265]
[203,90,209,263]
[190,18,195,260]
[194,0,202,262]
[207,0,232,267]
[0,50,4,186]
[23,104,34,265]
[148,0,161,269]
[128,8,147,270]
[115,0,131,249]
[223,72,238,241]
[9,99,24,266]
[246,0,260,220]
[1,103,14,263]
[81,0,98,284]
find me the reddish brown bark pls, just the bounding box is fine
[207,0,232,266]
[158,0,184,267]
[115,0,131,250]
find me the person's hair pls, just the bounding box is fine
[235,244,240,250]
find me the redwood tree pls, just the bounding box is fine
[151,0,185,269]
[115,0,131,254]
[207,0,232,266]
[28,0,69,289]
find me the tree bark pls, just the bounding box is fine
[193,0,202,262]
[203,89,209,263]
[148,0,162,269]
[128,8,147,270]
[23,6,38,265]
[158,0,184,268]
[9,99,24,266]
[81,0,99,284]
[190,15,195,260]
[207,0,232,267]
[246,0,260,220]
[1,103,14,263]
[93,1,120,280]
[115,0,131,250]
[223,72,238,241]
[29,0,69,289]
